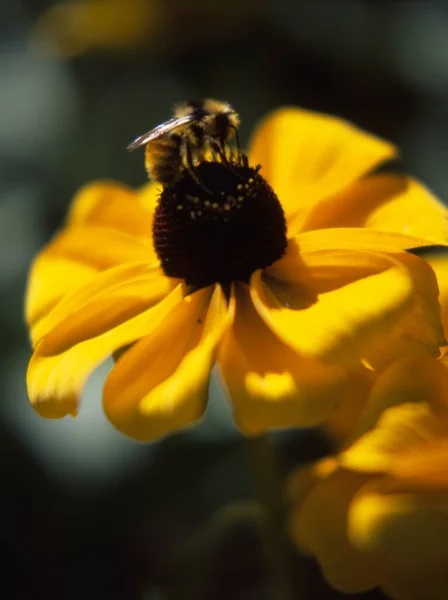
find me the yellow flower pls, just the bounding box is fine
[25,107,448,441]
[288,357,448,600]
[32,0,158,57]
[31,0,259,58]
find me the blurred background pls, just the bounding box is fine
[1,1,447,598]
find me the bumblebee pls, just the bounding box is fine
[127,99,240,186]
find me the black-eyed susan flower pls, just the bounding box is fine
[26,107,448,441]
[288,357,448,600]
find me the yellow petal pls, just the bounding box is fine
[299,244,396,295]
[296,231,446,368]
[248,107,397,220]
[25,224,158,337]
[359,251,446,370]
[218,283,350,434]
[103,285,233,441]
[341,400,448,488]
[291,174,407,236]
[47,225,156,268]
[261,239,318,308]
[67,180,158,242]
[416,248,448,340]
[349,481,448,571]
[365,178,448,245]
[287,457,339,507]
[291,176,448,245]
[251,251,415,365]
[343,357,448,443]
[297,226,438,253]
[323,365,376,444]
[27,284,184,419]
[289,467,378,593]
[34,262,176,352]
[25,252,97,332]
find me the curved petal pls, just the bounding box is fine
[25,253,98,332]
[418,249,448,340]
[349,480,448,570]
[27,284,184,419]
[323,366,375,445]
[365,178,448,245]
[47,225,156,268]
[103,285,233,441]
[291,176,448,245]
[291,174,407,236]
[296,227,439,252]
[341,401,448,488]
[251,252,416,366]
[218,283,351,434]
[248,107,397,220]
[25,225,158,333]
[342,357,448,444]
[287,457,339,507]
[33,262,176,351]
[291,234,446,368]
[289,467,378,593]
[67,180,160,240]
[298,244,396,294]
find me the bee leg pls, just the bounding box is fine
[232,127,241,164]
[207,136,243,180]
[207,137,227,164]
[218,135,230,164]
[181,138,212,194]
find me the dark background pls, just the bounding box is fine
[1,1,447,598]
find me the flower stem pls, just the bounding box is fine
[246,434,294,600]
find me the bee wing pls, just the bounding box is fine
[126,114,196,151]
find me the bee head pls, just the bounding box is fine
[203,110,240,140]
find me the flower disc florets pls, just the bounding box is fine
[152,158,288,288]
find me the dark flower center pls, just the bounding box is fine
[152,159,288,289]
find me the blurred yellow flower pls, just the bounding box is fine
[25,107,448,441]
[32,0,158,57]
[31,0,261,58]
[288,357,448,600]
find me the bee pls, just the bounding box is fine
[127,99,240,187]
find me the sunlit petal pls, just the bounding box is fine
[25,224,158,338]
[48,225,156,269]
[103,285,233,441]
[248,107,397,220]
[290,176,448,245]
[297,226,437,252]
[365,178,448,245]
[67,180,159,242]
[218,284,350,434]
[291,174,407,236]
[27,285,184,419]
[295,232,446,368]
[251,253,415,365]
[25,252,97,332]
[34,262,176,351]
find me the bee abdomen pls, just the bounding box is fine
[145,136,182,186]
